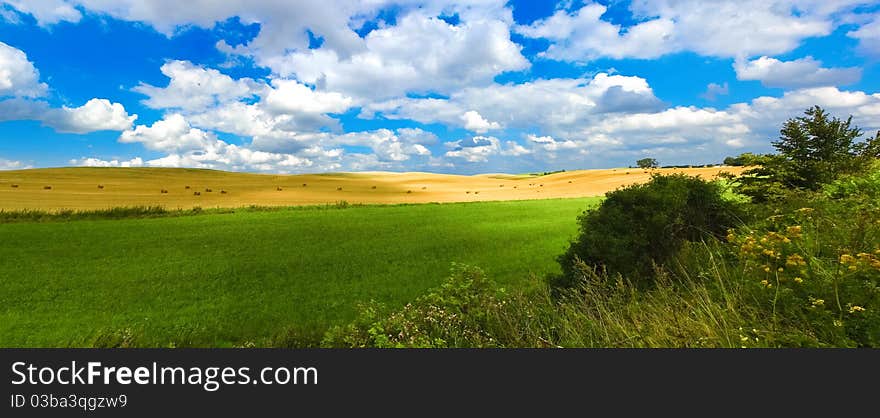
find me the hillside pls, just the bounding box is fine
[0,166,746,210]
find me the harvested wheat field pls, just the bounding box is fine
[0,166,747,211]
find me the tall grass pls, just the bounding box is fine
[322,250,813,348]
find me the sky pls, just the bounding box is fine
[0,0,879,174]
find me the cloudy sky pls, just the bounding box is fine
[1,0,879,174]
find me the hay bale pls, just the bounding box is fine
[337,187,343,191]
[97,184,104,189]
[220,190,227,194]
[43,186,52,190]
[10,184,18,188]
[193,191,201,196]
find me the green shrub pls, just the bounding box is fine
[823,160,880,199]
[322,264,502,348]
[727,198,880,347]
[553,174,742,289]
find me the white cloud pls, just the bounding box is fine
[43,98,137,133]
[518,1,865,61]
[263,78,353,115]
[444,136,500,162]
[330,129,434,162]
[700,82,729,101]
[116,114,326,172]
[267,12,528,100]
[517,3,677,61]
[0,97,136,133]
[133,60,262,112]
[364,73,663,135]
[119,114,215,152]
[500,140,531,156]
[0,41,47,98]
[0,43,136,134]
[461,110,500,133]
[0,157,31,170]
[848,13,880,57]
[2,1,518,101]
[734,56,861,88]
[71,157,144,167]
[132,61,355,137]
[2,0,81,25]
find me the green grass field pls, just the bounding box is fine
[0,198,599,347]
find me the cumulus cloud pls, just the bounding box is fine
[133,60,262,112]
[119,114,216,152]
[517,3,676,61]
[115,114,325,172]
[444,136,501,162]
[2,0,80,25]
[262,78,353,115]
[0,157,30,170]
[0,43,137,134]
[133,61,355,137]
[269,12,528,100]
[364,73,663,135]
[0,41,47,98]
[734,56,861,88]
[43,98,137,133]
[71,157,144,167]
[329,129,434,162]
[847,13,880,57]
[0,97,136,133]
[700,82,729,101]
[518,1,864,61]
[461,111,500,133]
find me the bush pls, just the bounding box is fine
[823,161,880,199]
[553,174,742,289]
[322,264,502,348]
[726,198,880,347]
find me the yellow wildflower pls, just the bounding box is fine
[810,298,825,307]
[840,254,855,264]
[777,267,784,272]
[848,305,866,313]
[786,254,806,266]
[793,277,803,284]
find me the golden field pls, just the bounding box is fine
[0,166,747,211]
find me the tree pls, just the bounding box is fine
[773,105,864,189]
[737,106,879,200]
[636,158,658,169]
[723,152,759,166]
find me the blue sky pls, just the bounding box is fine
[1,0,879,174]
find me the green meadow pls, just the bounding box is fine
[0,198,599,347]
